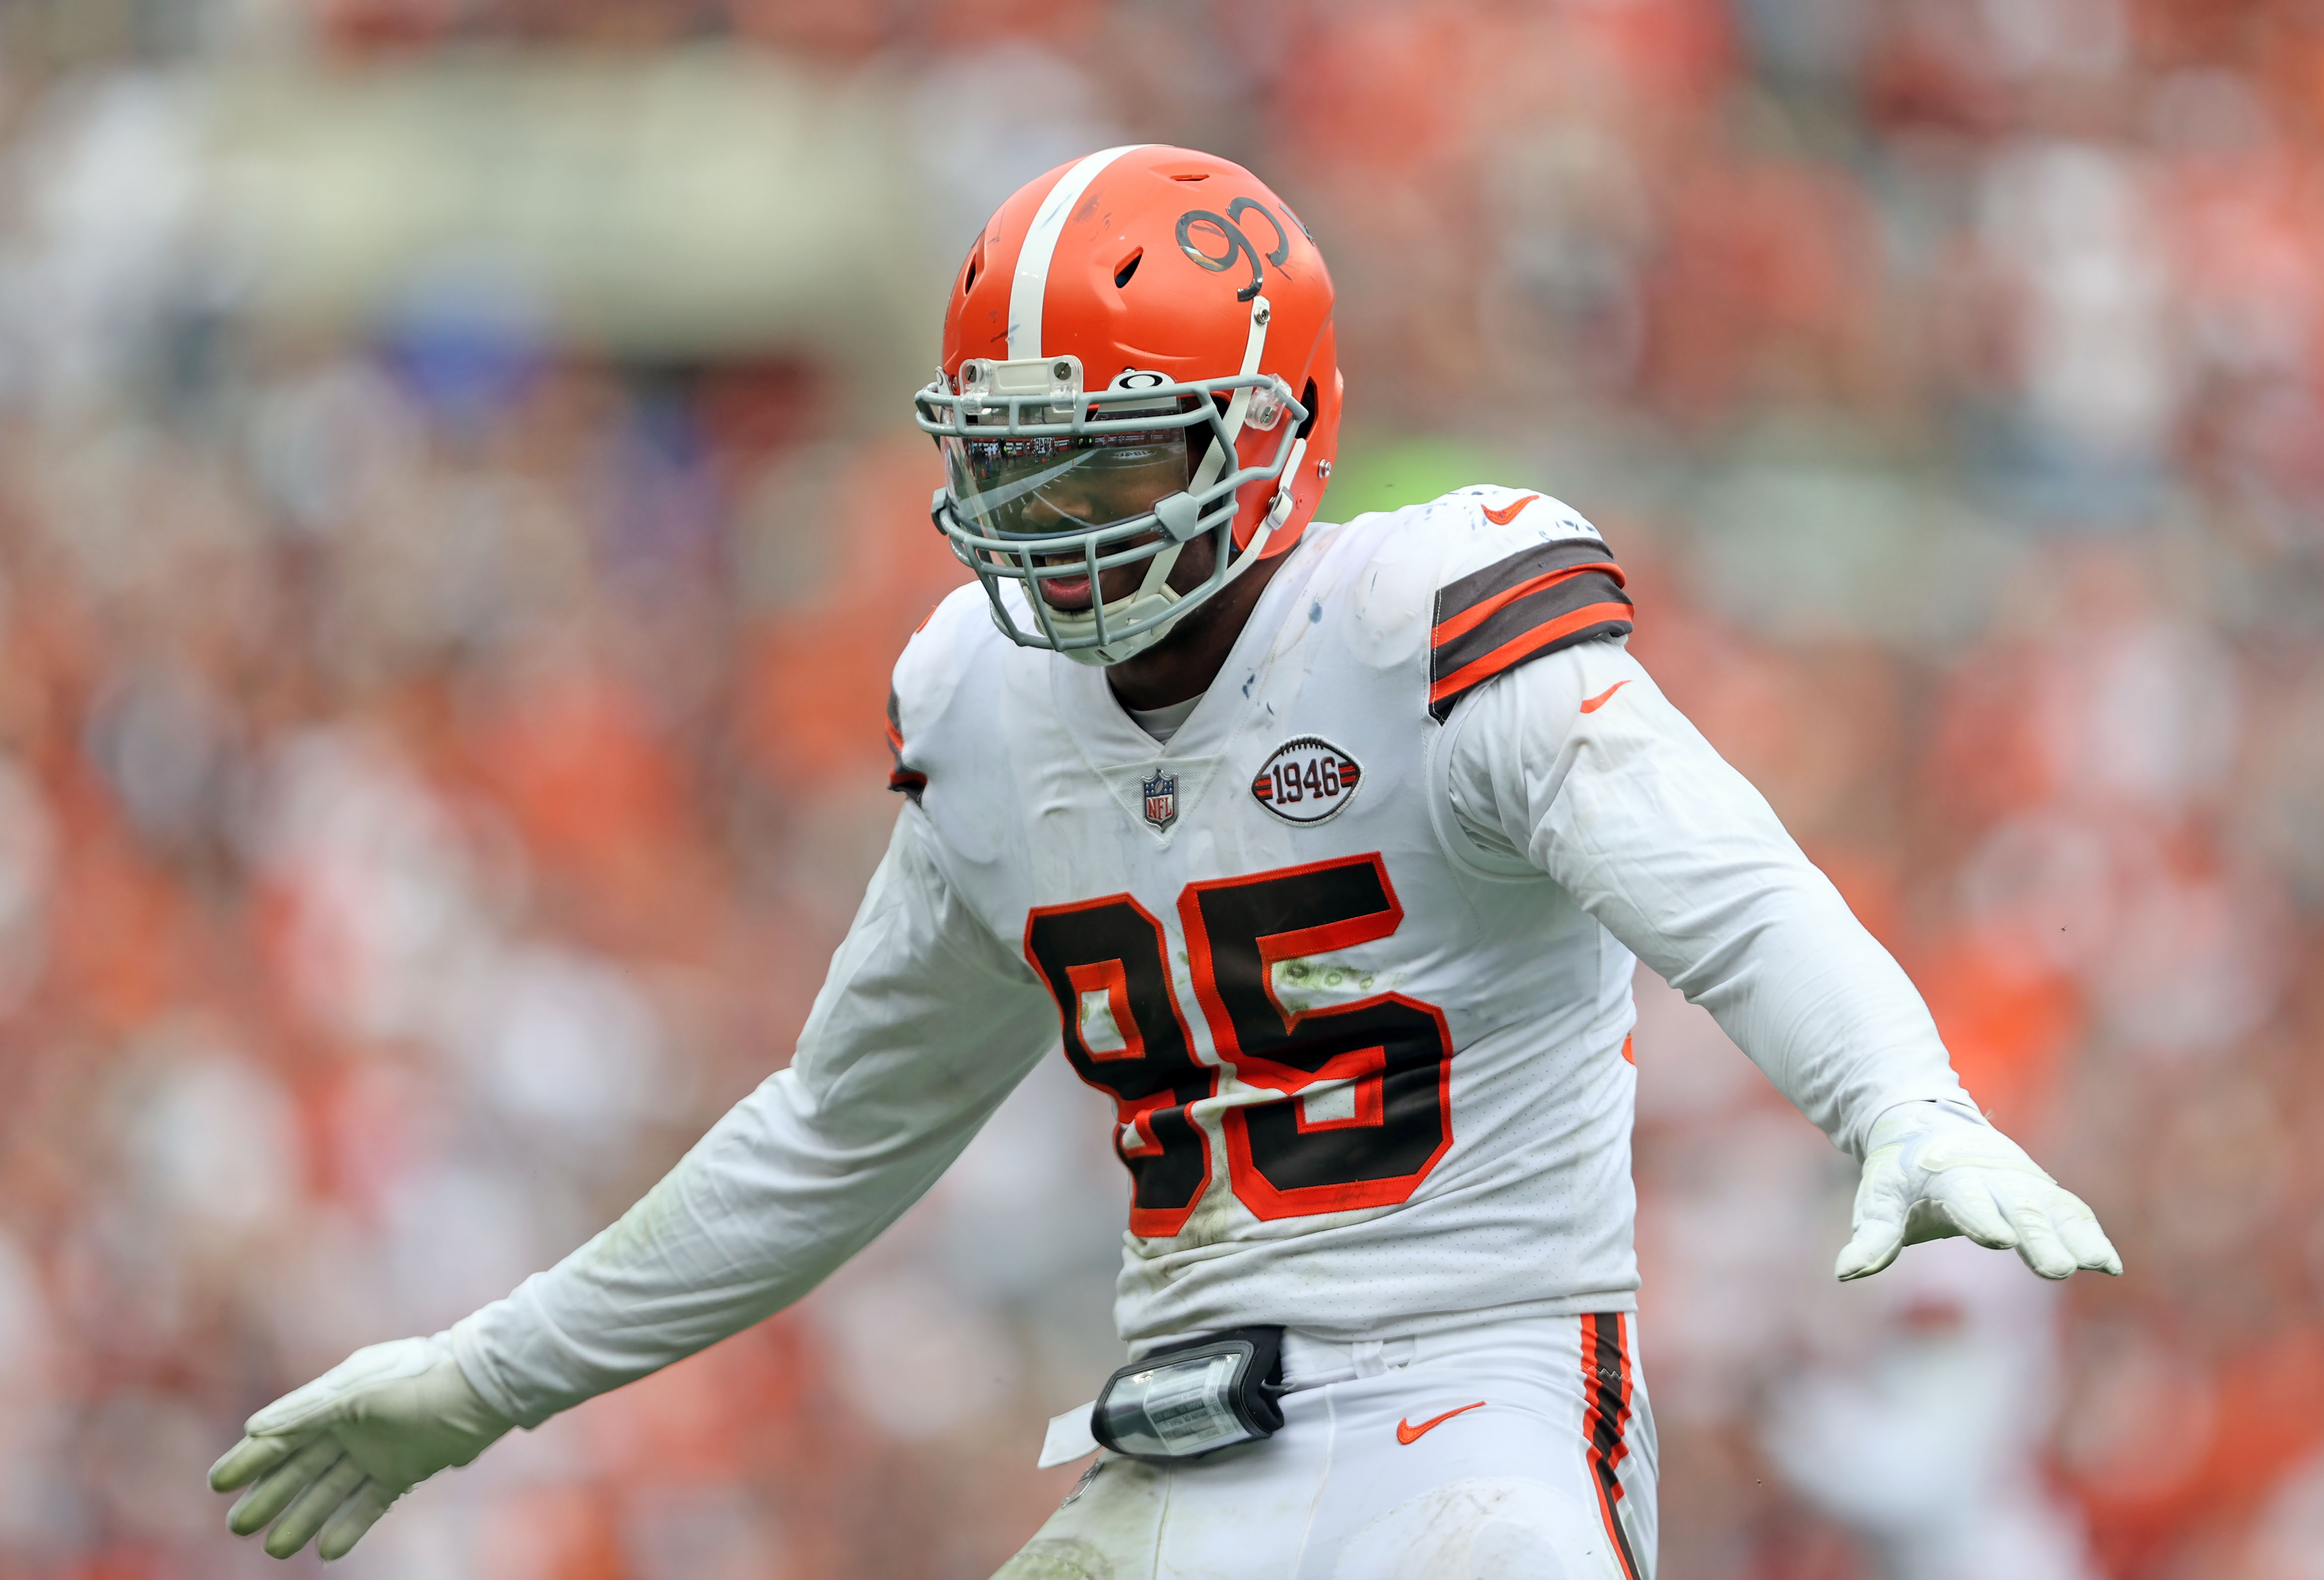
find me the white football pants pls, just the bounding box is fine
[996,1312,1656,1580]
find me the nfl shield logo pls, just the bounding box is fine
[1141,769,1178,833]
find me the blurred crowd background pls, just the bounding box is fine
[0,0,2319,1576]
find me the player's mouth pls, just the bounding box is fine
[1038,572,1096,611]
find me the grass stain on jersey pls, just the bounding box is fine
[1274,958,1398,1016]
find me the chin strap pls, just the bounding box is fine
[1205,431,1307,599]
[1258,435,1308,536]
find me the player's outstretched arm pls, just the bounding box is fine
[207,1335,510,1560]
[1443,640,2120,1283]
[210,805,1055,1559]
[1833,1098,2119,1281]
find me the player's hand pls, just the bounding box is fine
[209,1334,513,1561]
[1834,1101,2121,1282]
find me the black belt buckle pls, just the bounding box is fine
[1089,1325,1287,1463]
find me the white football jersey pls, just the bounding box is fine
[890,486,1651,1345]
[453,485,1971,1424]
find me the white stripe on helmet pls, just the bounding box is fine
[1008,145,1148,361]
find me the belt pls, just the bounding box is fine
[1037,1312,1601,1468]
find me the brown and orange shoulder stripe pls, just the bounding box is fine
[1428,524,1633,722]
[884,687,926,804]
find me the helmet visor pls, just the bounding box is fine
[941,426,1194,541]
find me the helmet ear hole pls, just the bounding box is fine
[1296,378,1320,441]
[1114,249,1142,289]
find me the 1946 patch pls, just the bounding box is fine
[1250,736,1362,824]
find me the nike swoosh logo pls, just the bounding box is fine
[1580,680,1630,714]
[1395,1401,1486,1445]
[1480,494,1539,526]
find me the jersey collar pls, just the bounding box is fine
[1051,523,1336,770]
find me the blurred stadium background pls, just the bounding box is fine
[0,0,2318,1576]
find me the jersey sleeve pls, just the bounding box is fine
[450,801,1056,1428]
[1440,640,1971,1158]
[1424,487,1634,722]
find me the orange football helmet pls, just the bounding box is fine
[915,145,1343,665]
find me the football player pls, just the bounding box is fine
[210,147,2118,1579]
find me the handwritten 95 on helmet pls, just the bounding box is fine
[914,145,1344,666]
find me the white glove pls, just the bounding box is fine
[209,1334,513,1561]
[1835,1101,2122,1282]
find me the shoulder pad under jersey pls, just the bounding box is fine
[885,583,992,803]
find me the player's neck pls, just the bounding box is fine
[1104,547,1293,712]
